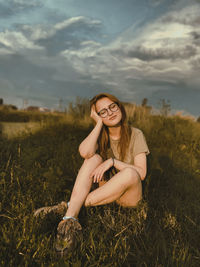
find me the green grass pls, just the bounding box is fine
[0,110,200,266]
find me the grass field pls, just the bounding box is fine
[0,122,43,139]
[0,108,200,266]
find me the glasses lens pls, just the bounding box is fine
[99,109,107,118]
[110,103,118,112]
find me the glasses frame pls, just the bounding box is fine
[97,102,119,118]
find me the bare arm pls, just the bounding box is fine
[90,152,147,183]
[112,152,147,180]
[79,105,103,159]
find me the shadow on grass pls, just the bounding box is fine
[1,122,200,266]
[141,154,200,266]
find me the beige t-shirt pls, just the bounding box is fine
[107,127,150,164]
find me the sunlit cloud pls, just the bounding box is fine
[0,30,43,52]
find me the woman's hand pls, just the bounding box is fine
[90,158,113,183]
[90,104,102,124]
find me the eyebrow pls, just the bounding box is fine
[97,102,115,112]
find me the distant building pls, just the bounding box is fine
[26,106,51,112]
[39,107,51,112]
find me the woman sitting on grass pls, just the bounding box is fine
[34,93,150,254]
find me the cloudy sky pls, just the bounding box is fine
[0,0,200,116]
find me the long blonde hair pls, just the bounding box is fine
[90,93,131,161]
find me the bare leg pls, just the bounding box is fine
[84,167,142,207]
[65,154,103,218]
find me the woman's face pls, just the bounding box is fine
[95,97,122,127]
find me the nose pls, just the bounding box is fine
[107,109,113,116]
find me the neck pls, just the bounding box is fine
[108,124,121,140]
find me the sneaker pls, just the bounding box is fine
[55,217,82,256]
[34,201,68,218]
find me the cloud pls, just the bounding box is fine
[0,44,108,109]
[0,2,199,115]
[148,0,165,7]
[120,44,197,61]
[10,0,40,7]
[191,56,200,70]
[161,4,200,26]
[0,14,106,107]
[0,52,75,108]
[0,0,42,18]
[54,16,102,32]
[57,3,200,91]
[191,31,200,40]
[0,47,13,55]
[102,3,200,80]
[0,41,13,55]
[2,13,102,54]
[18,16,103,55]
[8,0,42,10]
[0,30,43,52]
[53,2,200,109]
[21,16,102,41]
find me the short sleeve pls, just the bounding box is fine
[132,129,150,158]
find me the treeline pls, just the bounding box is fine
[0,96,199,123]
[0,109,62,122]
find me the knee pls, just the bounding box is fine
[121,167,141,186]
[84,153,103,165]
[84,195,92,207]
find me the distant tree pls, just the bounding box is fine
[0,98,3,105]
[59,98,64,112]
[141,98,148,107]
[141,97,152,114]
[9,105,18,110]
[159,99,171,116]
[197,116,200,123]
[67,96,90,118]
[1,104,18,111]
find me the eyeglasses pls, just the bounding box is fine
[97,102,119,118]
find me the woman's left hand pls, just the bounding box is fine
[90,159,112,183]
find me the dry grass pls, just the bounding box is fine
[0,105,200,266]
[1,122,43,139]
